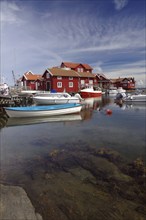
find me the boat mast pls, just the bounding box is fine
[12,70,16,86]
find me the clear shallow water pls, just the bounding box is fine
[0,96,145,173]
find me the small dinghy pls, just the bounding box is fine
[4,103,82,118]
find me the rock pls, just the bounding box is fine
[0,184,43,220]
[1,147,146,220]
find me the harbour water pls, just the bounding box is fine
[0,95,146,220]
[1,96,145,163]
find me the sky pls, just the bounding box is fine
[0,0,145,87]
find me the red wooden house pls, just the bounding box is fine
[110,77,135,90]
[60,62,93,73]
[19,62,135,93]
[21,71,43,90]
[94,73,111,89]
[42,67,96,93]
[42,68,79,93]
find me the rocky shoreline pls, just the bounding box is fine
[1,146,145,220]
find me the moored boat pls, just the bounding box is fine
[33,92,82,105]
[123,93,146,102]
[80,86,102,98]
[4,103,82,118]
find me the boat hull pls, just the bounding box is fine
[80,91,102,98]
[4,104,82,118]
[33,97,80,105]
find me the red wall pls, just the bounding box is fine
[51,76,79,93]
[22,80,36,90]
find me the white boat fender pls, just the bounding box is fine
[75,93,84,101]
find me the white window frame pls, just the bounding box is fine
[77,68,83,72]
[57,76,62,80]
[47,72,50,78]
[69,77,73,80]
[69,82,73,88]
[81,80,85,85]
[89,80,93,85]
[57,82,62,88]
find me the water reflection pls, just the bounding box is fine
[81,97,102,109]
[6,114,83,127]
[115,99,146,111]
[0,97,111,128]
[1,96,144,129]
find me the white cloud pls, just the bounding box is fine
[0,1,22,24]
[105,60,146,84]
[113,0,128,10]
[92,61,104,73]
[136,79,145,88]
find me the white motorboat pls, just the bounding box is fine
[18,90,40,96]
[33,92,82,105]
[80,86,102,98]
[123,93,146,102]
[4,103,82,118]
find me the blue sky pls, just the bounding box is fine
[0,0,145,87]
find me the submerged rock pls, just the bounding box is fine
[1,147,146,220]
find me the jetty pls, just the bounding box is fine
[0,94,34,107]
[0,86,35,107]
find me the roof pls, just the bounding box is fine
[78,72,95,78]
[47,68,79,77]
[23,71,42,81]
[95,73,109,80]
[46,68,95,78]
[61,62,93,70]
[110,77,135,83]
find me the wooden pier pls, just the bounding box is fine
[0,94,34,107]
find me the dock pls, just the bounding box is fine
[0,94,34,107]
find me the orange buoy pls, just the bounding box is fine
[106,109,112,115]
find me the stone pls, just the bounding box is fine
[0,184,43,220]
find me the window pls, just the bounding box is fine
[57,76,62,80]
[77,68,83,72]
[69,77,73,80]
[47,73,50,78]
[57,82,62,88]
[69,82,73,88]
[81,80,85,85]
[89,80,93,84]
